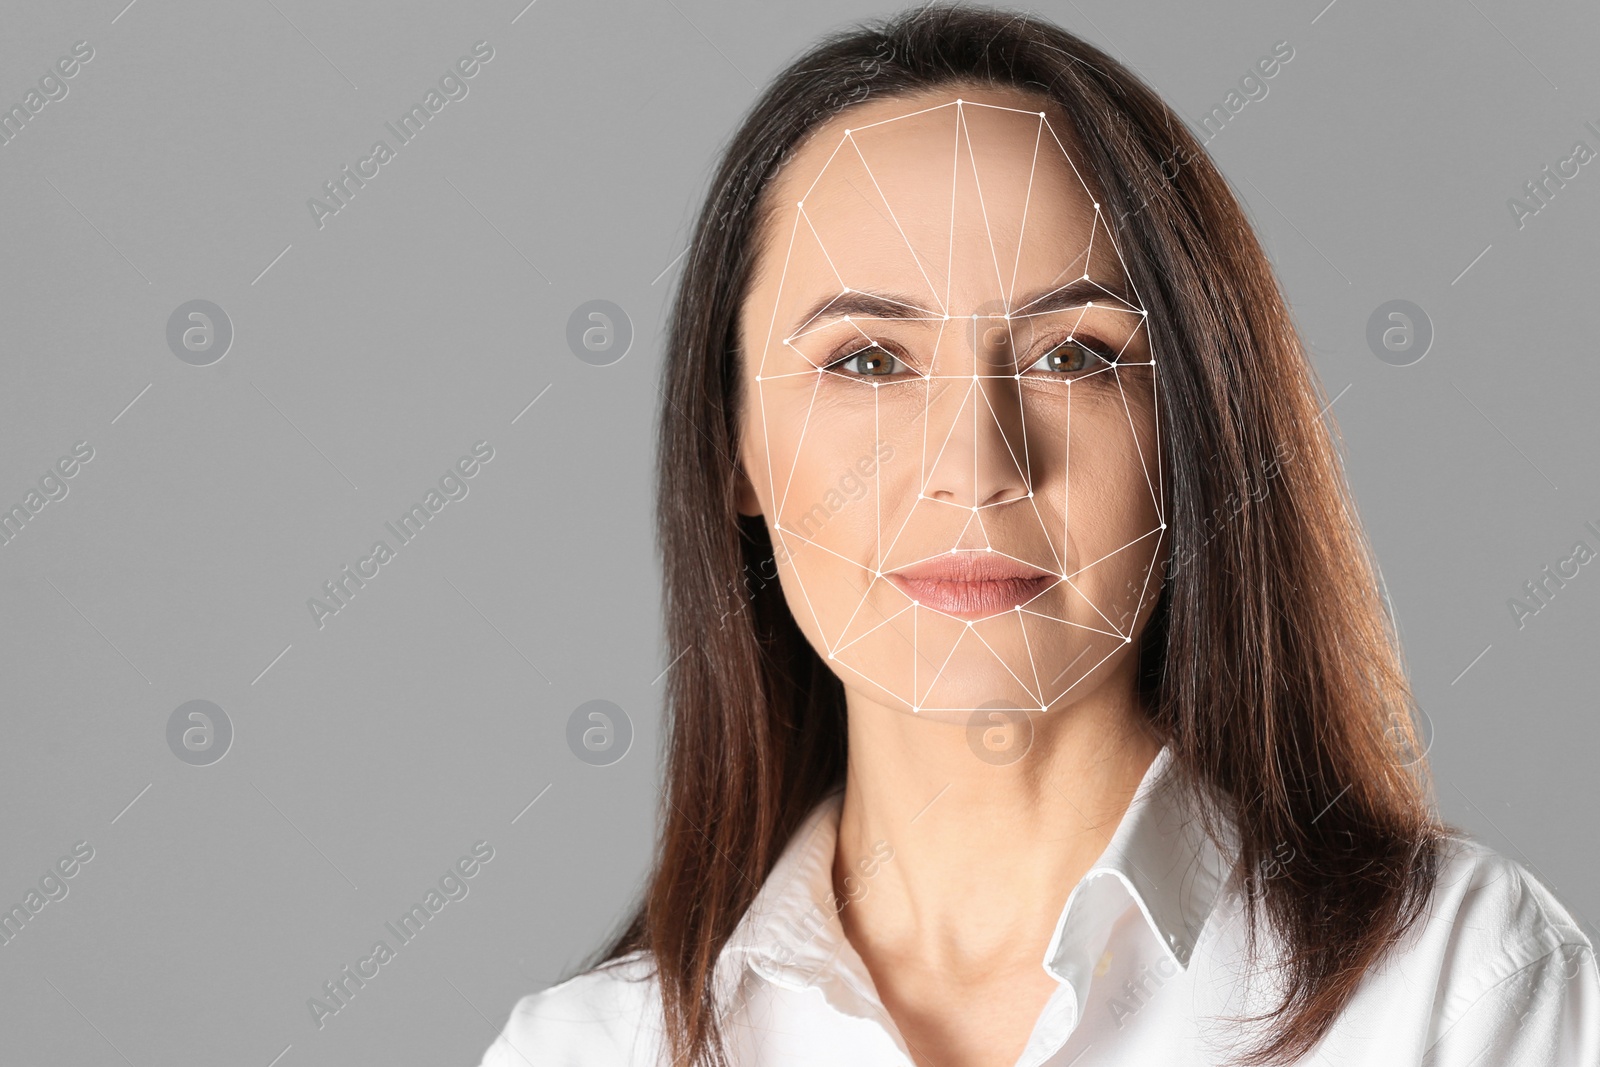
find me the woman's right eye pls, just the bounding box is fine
[826,345,904,377]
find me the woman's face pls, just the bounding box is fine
[735,85,1165,723]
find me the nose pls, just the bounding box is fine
[922,316,1031,509]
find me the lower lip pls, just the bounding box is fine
[887,575,1053,620]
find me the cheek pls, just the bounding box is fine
[1065,413,1160,523]
[1060,399,1165,590]
[752,384,885,529]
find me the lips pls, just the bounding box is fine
[886,552,1056,620]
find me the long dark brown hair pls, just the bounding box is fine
[587,5,1448,1065]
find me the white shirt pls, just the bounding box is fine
[480,747,1598,1065]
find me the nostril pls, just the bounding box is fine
[983,485,1032,508]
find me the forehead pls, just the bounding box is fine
[755,87,1104,317]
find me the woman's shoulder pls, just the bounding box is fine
[1400,830,1597,1061]
[1423,830,1591,970]
[478,951,664,1067]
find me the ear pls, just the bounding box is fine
[733,460,763,518]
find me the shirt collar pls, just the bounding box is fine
[717,785,858,1006]
[716,744,1239,1011]
[1042,745,1239,985]
[716,783,876,1017]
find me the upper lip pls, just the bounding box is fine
[887,552,1052,582]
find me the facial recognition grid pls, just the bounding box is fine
[752,98,1166,715]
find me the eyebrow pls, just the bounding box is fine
[790,276,1139,337]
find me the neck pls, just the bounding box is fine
[832,671,1161,977]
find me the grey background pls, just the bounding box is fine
[0,0,1594,1063]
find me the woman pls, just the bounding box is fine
[482,5,1596,1065]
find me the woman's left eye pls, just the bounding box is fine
[827,345,903,377]
[1027,336,1116,375]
